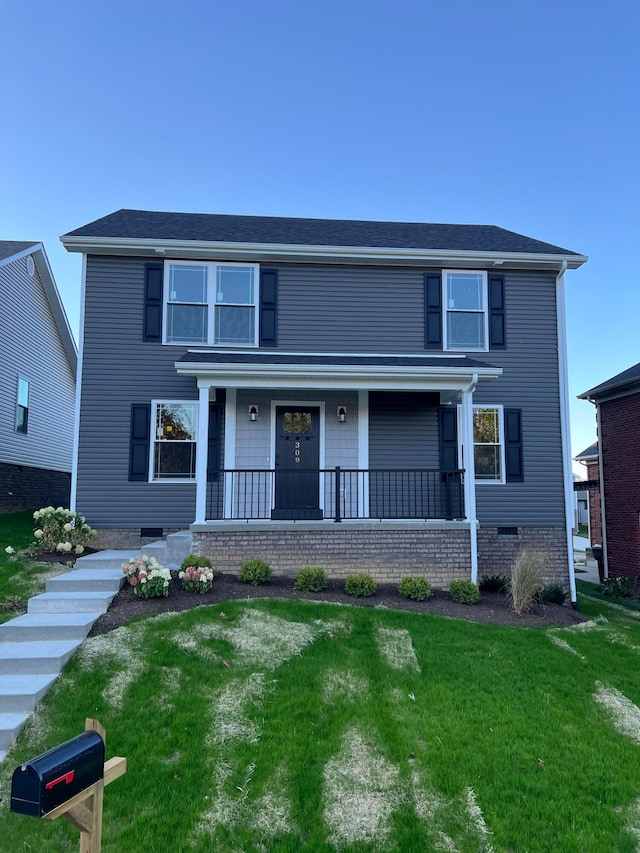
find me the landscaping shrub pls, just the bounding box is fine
[238,558,272,585]
[345,573,377,597]
[538,583,568,605]
[122,555,170,598]
[449,579,480,604]
[479,573,509,593]
[602,576,631,598]
[398,576,433,601]
[507,550,546,614]
[180,565,215,593]
[294,566,328,592]
[180,554,213,572]
[32,506,95,556]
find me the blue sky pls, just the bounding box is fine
[2,0,638,471]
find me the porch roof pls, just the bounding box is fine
[176,350,502,391]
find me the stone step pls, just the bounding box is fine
[142,531,192,569]
[28,591,115,614]
[46,569,125,594]
[0,640,80,675]
[0,613,103,642]
[0,675,59,713]
[74,550,139,572]
[0,713,30,752]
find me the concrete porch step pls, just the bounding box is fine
[0,613,103,642]
[46,569,125,594]
[0,640,80,675]
[0,675,59,713]
[28,591,116,614]
[142,531,192,569]
[0,713,30,753]
[74,550,139,572]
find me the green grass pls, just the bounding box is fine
[577,523,589,538]
[0,510,62,623]
[2,594,640,851]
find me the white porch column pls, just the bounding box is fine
[224,388,237,519]
[195,385,210,524]
[358,389,369,517]
[461,380,479,582]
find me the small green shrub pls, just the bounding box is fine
[508,550,546,614]
[180,554,212,572]
[344,573,377,597]
[602,576,631,598]
[294,566,328,592]
[479,573,509,593]
[398,576,433,601]
[449,579,480,604]
[538,583,568,605]
[238,558,272,585]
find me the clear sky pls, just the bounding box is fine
[2,0,638,472]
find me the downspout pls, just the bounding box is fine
[595,401,609,577]
[462,372,479,583]
[556,261,578,607]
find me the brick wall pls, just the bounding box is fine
[600,394,640,579]
[0,462,71,512]
[477,526,570,587]
[91,527,182,550]
[586,461,602,547]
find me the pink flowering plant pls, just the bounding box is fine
[122,555,170,598]
[179,564,215,593]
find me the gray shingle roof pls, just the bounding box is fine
[575,442,598,460]
[64,209,582,256]
[177,352,495,369]
[0,241,38,262]
[579,362,640,400]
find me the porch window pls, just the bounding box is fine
[152,401,198,481]
[16,376,29,434]
[473,405,504,482]
[444,271,488,351]
[164,261,258,346]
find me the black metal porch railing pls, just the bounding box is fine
[206,468,465,522]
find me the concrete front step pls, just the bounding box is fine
[0,713,30,752]
[142,530,192,569]
[46,569,125,594]
[28,591,116,614]
[0,613,103,642]
[74,550,139,572]
[0,640,80,675]
[0,675,59,713]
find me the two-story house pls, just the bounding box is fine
[0,241,76,510]
[61,210,586,597]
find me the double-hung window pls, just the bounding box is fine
[473,405,504,483]
[16,377,30,434]
[444,271,488,351]
[151,401,198,481]
[164,262,258,346]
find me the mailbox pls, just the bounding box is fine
[10,730,105,818]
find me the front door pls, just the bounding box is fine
[272,407,322,520]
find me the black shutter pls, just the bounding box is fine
[439,406,458,470]
[129,404,151,481]
[488,274,506,349]
[259,269,278,347]
[144,263,163,342]
[425,273,443,349]
[207,403,222,481]
[505,408,524,482]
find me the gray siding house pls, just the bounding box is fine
[0,242,77,509]
[62,211,586,597]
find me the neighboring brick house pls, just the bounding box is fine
[579,365,640,580]
[0,242,77,510]
[62,210,586,596]
[574,442,601,546]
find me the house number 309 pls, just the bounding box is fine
[294,441,301,463]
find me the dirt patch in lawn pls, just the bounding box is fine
[88,572,586,636]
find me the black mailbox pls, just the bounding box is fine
[10,730,105,817]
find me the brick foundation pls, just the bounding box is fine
[91,527,182,550]
[477,527,570,587]
[0,462,71,512]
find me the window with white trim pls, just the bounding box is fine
[444,271,488,350]
[473,405,504,482]
[151,401,198,481]
[164,261,258,346]
[16,377,30,434]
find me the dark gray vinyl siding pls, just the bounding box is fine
[77,256,198,527]
[369,392,440,469]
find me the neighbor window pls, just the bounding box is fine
[473,406,504,482]
[164,262,258,346]
[16,377,30,434]
[151,401,198,481]
[444,271,488,350]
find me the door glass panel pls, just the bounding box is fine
[283,412,312,434]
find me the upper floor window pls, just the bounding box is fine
[164,262,259,346]
[16,377,30,434]
[444,271,488,351]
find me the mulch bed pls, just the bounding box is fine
[88,572,586,636]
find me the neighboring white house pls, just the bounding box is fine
[0,242,77,510]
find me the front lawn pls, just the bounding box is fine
[0,510,59,622]
[1,594,640,851]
